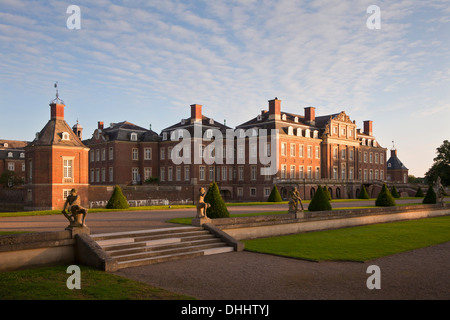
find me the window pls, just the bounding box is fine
[184,166,190,181]
[7,162,14,171]
[90,169,94,183]
[237,187,243,197]
[369,152,373,163]
[364,152,368,163]
[209,166,214,181]
[63,159,73,179]
[132,168,139,183]
[307,166,312,179]
[307,146,312,158]
[130,132,138,141]
[375,153,379,164]
[238,166,244,181]
[315,167,320,179]
[315,146,320,159]
[22,163,25,172]
[349,167,354,180]
[7,152,12,158]
[375,170,379,180]
[341,149,346,160]
[63,189,72,200]
[229,167,233,181]
[380,170,384,180]
[281,165,287,179]
[109,147,114,160]
[281,143,286,156]
[349,149,354,161]
[160,167,165,181]
[27,189,32,202]
[205,129,212,139]
[144,148,152,160]
[222,167,227,181]
[143,167,151,180]
[290,165,295,179]
[333,167,338,179]
[380,154,384,164]
[288,126,293,135]
[101,168,106,182]
[238,145,245,159]
[290,144,295,157]
[28,160,32,182]
[199,166,205,181]
[369,169,373,181]
[62,132,70,140]
[168,147,173,160]
[132,148,139,160]
[160,148,165,160]
[250,188,256,197]
[101,148,106,161]
[333,147,338,160]
[109,167,113,182]
[96,168,100,183]
[199,145,204,159]
[162,132,167,141]
[251,165,257,180]
[264,188,271,197]
[90,150,94,162]
[341,166,346,180]
[168,167,173,181]
[299,145,304,157]
[96,149,100,161]
[299,166,304,179]
[364,169,368,181]
[20,153,24,158]
[176,167,181,181]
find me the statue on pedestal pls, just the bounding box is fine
[196,187,211,218]
[288,187,304,214]
[435,177,446,204]
[62,188,88,228]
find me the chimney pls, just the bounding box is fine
[391,149,397,158]
[364,120,373,136]
[304,107,316,125]
[98,121,104,130]
[268,98,281,120]
[191,104,202,123]
[50,102,65,120]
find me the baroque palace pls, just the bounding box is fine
[2,93,409,210]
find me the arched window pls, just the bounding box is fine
[288,126,293,135]
[62,132,70,140]
[130,132,138,141]
[297,128,302,136]
[281,114,286,121]
[294,116,298,123]
[305,129,310,138]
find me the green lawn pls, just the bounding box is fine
[0,265,195,300]
[244,216,450,262]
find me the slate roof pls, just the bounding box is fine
[27,119,86,148]
[83,121,160,144]
[387,151,408,170]
[0,140,29,150]
[160,115,231,140]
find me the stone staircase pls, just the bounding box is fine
[90,226,234,269]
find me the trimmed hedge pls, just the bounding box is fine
[106,185,129,209]
[422,185,437,204]
[375,184,396,207]
[391,185,400,198]
[204,182,230,218]
[267,184,283,202]
[415,187,424,197]
[359,185,369,199]
[308,186,332,211]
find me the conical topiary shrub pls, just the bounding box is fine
[422,185,437,204]
[391,185,400,198]
[308,186,332,211]
[106,185,129,209]
[204,182,230,218]
[359,185,369,199]
[267,184,283,202]
[415,187,424,197]
[375,184,396,207]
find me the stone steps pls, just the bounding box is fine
[91,226,234,269]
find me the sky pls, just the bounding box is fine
[0,0,449,177]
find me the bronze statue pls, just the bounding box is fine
[196,187,210,218]
[62,188,88,227]
[289,187,304,212]
[435,177,446,204]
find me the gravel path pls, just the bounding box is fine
[114,241,450,300]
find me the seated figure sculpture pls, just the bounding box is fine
[62,188,88,227]
[288,187,304,213]
[196,187,211,218]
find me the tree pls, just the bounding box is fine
[390,185,400,198]
[204,182,230,218]
[0,170,23,188]
[106,185,129,209]
[415,187,424,197]
[425,140,450,186]
[422,185,437,204]
[267,184,282,202]
[359,185,369,199]
[323,185,332,201]
[375,184,396,207]
[308,186,332,211]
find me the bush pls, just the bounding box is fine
[308,186,332,211]
[204,182,230,218]
[415,187,424,197]
[267,184,283,202]
[422,185,437,204]
[391,185,400,198]
[375,184,396,207]
[359,185,369,199]
[106,185,129,209]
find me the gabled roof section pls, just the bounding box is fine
[84,121,160,144]
[0,140,28,150]
[28,119,86,148]
[387,152,408,170]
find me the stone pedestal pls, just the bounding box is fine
[192,217,212,227]
[66,226,90,238]
[289,210,305,219]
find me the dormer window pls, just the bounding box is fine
[3,143,8,148]
[181,119,185,125]
[313,130,318,139]
[305,129,311,138]
[209,118,214,125]
[162,132,167,141]
[130,132,138,141]
[205,129,212,139]
[62,132,70,140]
[281,114,287,121]
[288,126,293,135]
[294,116,298,123]
[256,114,262,121]
[20,153,25,158]
[297,128,302,136]
[8,152,13,158]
